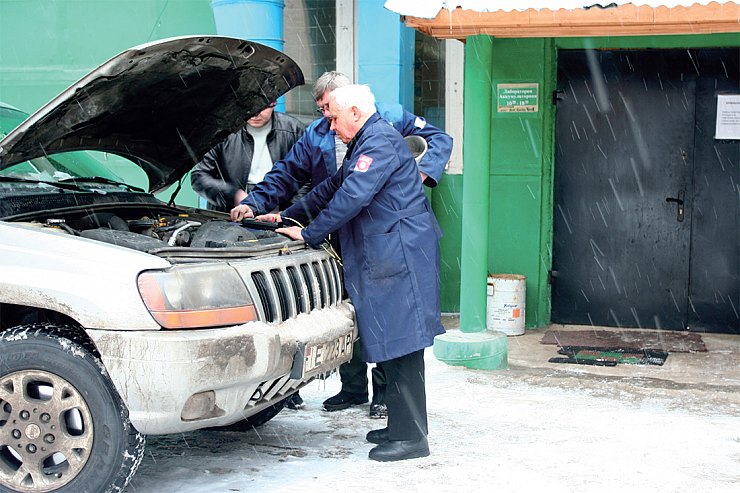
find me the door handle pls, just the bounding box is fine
[665,190,685,222]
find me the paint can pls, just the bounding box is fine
[486,274,526,336]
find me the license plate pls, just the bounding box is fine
[304,332,354,374]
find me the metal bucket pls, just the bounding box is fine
[486,274,526,336]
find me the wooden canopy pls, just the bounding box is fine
[401,2,740,39]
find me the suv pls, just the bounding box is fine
[0,37,355,493]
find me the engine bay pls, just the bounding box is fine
[21,208,290,253]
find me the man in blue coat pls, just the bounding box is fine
[236,72,452,418]
[234,84,445,462]
[243,72,451,211]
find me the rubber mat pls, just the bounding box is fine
[549,346,669,366]
[541,329,706,352]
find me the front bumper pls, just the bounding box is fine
[87,302,355,434]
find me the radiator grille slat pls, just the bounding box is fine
[250,256,342,323]
[300,264,316,311]
[251,271,275,322]
[270,269,291,321]
[323,259,338,304]
[312,261,328,308]
[287,266,305,313]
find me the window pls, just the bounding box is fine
[414,31,446,130]
[283,0,337,124]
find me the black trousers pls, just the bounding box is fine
[379,349,428,441]
[340,339,386,395]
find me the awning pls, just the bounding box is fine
[383,1,740,39]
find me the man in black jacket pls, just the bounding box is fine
[191,102,306,212]
[191,101,306,409]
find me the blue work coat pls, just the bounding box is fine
[244,103,452,218]
[281,113,445,363]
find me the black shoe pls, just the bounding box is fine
[366,427,389,444]
[368,437,430,462]
[369,402,388,419]
[285,392,304,410]
[322,390,368,411]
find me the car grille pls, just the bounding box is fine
[249,257,342,323]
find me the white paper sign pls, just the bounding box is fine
[715,94,740,140]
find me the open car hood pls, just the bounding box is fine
[0,36,304,193]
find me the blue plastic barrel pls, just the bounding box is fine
[210,0,286,111]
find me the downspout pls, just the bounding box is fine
[459,35,492,334]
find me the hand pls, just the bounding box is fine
[255,212,282,224]
[275,226,304,241]
[419,171,428,184]
[230,204,254,222]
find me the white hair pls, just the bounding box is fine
[330,84,376,114]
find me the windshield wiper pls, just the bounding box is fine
[0,175,96,193]
[58,176,144,192]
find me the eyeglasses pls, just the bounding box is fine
[316,104,329,115]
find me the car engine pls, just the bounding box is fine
[28,210,290,253]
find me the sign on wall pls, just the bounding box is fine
[715,94,740,140]
[497,83,539,113]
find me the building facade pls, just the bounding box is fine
[388,1,740,334]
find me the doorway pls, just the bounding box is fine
[552,48,739,334]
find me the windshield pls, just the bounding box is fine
[0,105,125,184]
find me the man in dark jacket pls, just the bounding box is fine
[191,101,306,410]
[191,102,305,212]
[232,72,452,419]
[232,84,445,462]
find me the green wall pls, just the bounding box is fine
[0,0,217,203]
[433,174,463,312]
[556,32,739,50]
[488,37,554,327]
[457,31,739,328]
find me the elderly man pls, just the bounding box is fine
[234,85,445,462]
[230,71,452,419]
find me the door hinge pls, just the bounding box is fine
[552,90,565,105]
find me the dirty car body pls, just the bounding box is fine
[0,36,355,493]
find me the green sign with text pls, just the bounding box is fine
[497,83,539,113]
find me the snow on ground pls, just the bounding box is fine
[123,346,740,493]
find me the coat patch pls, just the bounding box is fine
[354,154,374,172]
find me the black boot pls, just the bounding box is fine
[322,390,368,411]
[286,391,304,410]
[368,437,430,462]
[365,427,389,444]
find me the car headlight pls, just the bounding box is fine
[137,264,257,329]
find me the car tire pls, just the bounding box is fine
[209,396,289,432]
[0,325,145,493]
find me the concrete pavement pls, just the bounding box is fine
[441,314,740,414]
[125,314,740,493]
